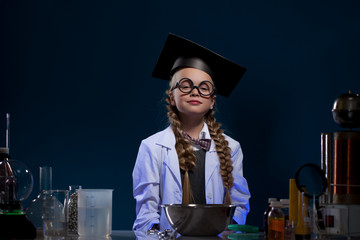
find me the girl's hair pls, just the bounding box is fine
[165,85,234,205]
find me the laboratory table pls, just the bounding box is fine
[34,230,265,240]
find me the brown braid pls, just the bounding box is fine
[205,110,234,204]
[165,88,234,205]
[165,89,196,204]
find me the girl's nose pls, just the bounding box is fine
[190,87,201,96]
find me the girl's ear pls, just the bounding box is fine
[169,91,176,106]
[210,95,216,109]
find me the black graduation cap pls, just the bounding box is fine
[152,33,247,97]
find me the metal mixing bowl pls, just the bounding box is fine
[161,204,236,236]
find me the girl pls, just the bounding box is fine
[132,33,251,231]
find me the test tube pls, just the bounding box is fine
[6,113,10,150]
[321,133,333,204]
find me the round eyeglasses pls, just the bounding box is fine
[171,78,216,96]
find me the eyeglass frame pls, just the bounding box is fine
[170,78,216,97]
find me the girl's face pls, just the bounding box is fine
[169,68,216,119]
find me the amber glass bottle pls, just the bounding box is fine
[268,201,285,240]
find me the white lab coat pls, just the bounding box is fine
[132,124,250,231]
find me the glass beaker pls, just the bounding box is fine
[42,190,69,237]
[25,166,52,230]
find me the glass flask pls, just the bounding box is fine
[0,150,34,208]
[0,147,37,239]
[25,166,52,230]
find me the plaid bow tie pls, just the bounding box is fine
[182,131,211,151]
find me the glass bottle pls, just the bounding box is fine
[264,197,277,237]
[268,201,285,240]
[25,166,52,230]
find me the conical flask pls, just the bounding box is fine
[25,166,52,230]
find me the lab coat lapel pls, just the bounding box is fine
[156,126,182,188]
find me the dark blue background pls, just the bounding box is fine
[1,0,360,230]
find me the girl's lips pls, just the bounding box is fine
[187,100,202,105]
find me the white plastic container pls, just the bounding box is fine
[77,189,113,238]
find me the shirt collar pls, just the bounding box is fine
[157,123,214,151]
[190,122,211,151]
[199,122,211,140]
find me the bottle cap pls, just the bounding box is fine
[270,201,282,207]
[0,147,9,154]
[268,197,277,203]
[280,199,290,206]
